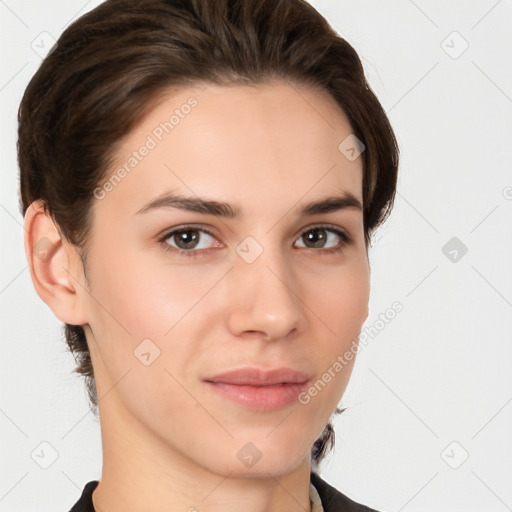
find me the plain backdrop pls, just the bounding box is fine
[1,1,511,511]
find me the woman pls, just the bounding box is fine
[18,0,399,510]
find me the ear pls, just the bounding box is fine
[23,200,88,326]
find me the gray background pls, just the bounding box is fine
[1,0,511,510]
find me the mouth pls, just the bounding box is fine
[204,366,311,385]
[204,381,310,411]
[203,366,311,411]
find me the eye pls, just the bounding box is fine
[158,224,352,259]
[159,226,220,258]
[294,225,351,254]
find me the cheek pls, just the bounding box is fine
[84,249,231,401]
[88,248,226,339]
[310,257,370,340]
[298,264,368,418]
[84,253,212,418]
[302,256,369,407]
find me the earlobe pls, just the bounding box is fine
[23,200,88,326]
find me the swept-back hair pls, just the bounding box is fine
[18,0,399,470]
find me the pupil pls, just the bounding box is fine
[177,230,198,249]
[306,228,326,248]
[173,229,328,250]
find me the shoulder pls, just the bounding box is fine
[67,480,99,512]
[310,472,381,512]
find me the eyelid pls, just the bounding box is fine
[157,222,353,255]
[157,223,218,240]
[295,223,353,244]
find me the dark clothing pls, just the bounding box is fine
[310,472,379,512]
[68,472,379,512]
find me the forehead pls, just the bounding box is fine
[96,80,363,218]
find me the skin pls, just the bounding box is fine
[24,80,370,512]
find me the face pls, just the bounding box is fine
[81,80,370,477]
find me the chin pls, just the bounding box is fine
[211,455,308,480]
[211,438,311,479]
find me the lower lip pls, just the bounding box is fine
[204,381,309,412]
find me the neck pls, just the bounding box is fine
[92,395,313,512]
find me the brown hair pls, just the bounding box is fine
[18,0,399,470]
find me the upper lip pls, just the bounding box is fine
[204,367,311,386]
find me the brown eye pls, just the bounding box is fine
[172,229,201,249]
[302,228,329,248]
[295,226,350,251]
[161,227,217,253]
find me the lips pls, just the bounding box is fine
[203,366,311,386]
[203,367,312,411]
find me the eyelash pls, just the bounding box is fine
[158,225,353,258]
[158,224,353,259]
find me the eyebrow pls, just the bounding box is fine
[134,190,362,218]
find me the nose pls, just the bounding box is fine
[225,245,306,341]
